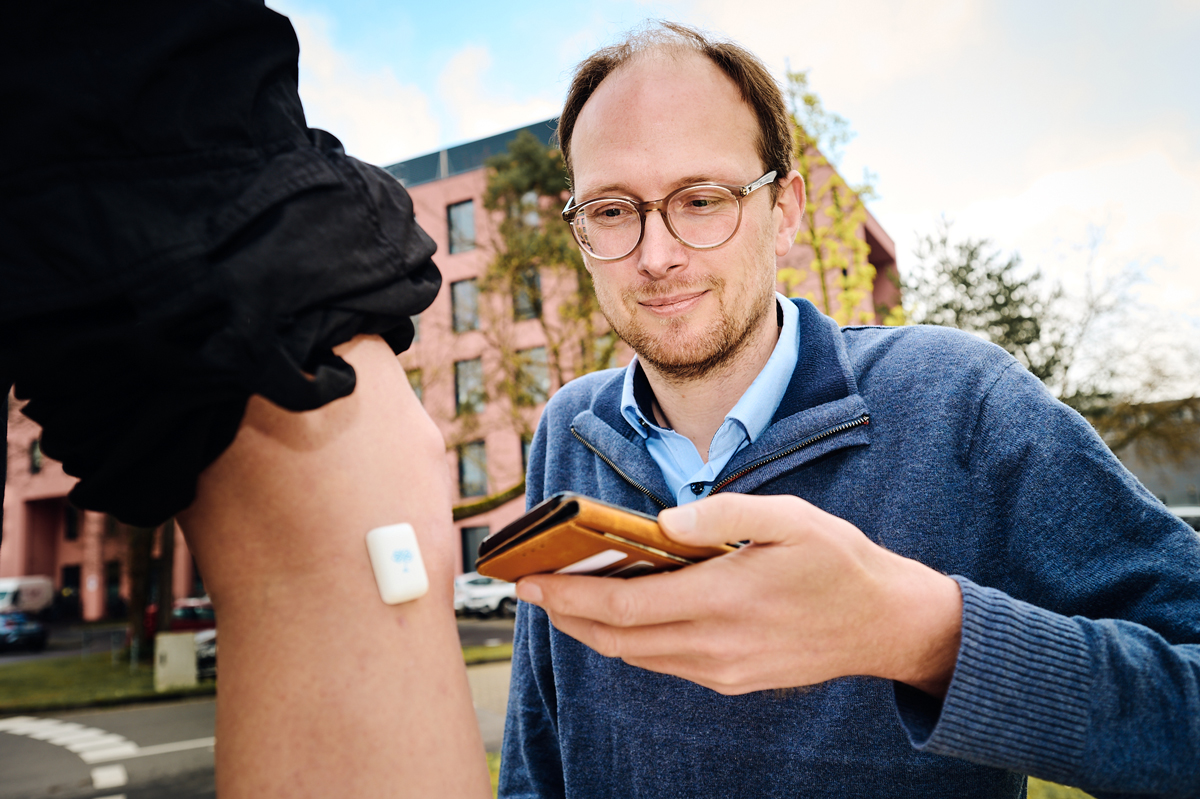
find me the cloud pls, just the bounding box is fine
[880,144,1200,319]
[686,0,984,103]
[436,46,562,143]
[284,8,441,165]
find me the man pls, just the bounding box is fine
[1,3,489,795]
[500,22,1200,798]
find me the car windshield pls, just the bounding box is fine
[0,591,10,603]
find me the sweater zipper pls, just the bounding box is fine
[570,412,869,507]
[571,427,670,509]
[709,413,870,495]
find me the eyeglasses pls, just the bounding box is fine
[561,171,778,261]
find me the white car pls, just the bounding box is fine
[1169,506,1200,532]
[454,572,517,618]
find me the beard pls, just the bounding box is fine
[599,270,777,383]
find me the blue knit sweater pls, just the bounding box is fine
[500,299,1200,799]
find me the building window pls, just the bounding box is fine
[455,358,486,415]
[521,435,533,474]
[64,504,79,542]
[458,441,488,498]
[515,347,549,406]
[461,526,490,572]
[407,368,423,404]
[514,266,542,321]
[448,200,475,254]
[29,439,43,474]
[451,279,479,333]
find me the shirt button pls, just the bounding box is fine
[690,483,705,495]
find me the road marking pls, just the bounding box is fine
[84,736,216,763]
[92,764,128,789]
[1,715,214,766]
[79,743,141,763]
[68,733,132,753]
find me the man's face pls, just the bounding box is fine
[569,50,788,381]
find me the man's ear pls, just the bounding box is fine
[773,170,805,258]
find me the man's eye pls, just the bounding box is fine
[676,192,730,213]
[586,204,634,224]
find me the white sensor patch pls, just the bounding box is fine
[366,524,429,604]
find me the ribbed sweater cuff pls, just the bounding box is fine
[895,576,1092,782]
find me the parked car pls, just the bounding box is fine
[1169,506,1200,531]
[454,572,517,618]
[0,576,54,615]
[0,611,48,652]
[195,629,217,680]
[143,597,216,641]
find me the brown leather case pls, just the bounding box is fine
[475,492,735,582]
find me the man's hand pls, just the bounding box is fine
[515,493,963,697]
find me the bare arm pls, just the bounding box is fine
[179,334,489,797]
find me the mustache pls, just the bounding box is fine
[623,275,724,303]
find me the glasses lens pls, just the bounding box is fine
[573,200,640,259]
[667,186,740,248]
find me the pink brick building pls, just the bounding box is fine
[1,118,900,618]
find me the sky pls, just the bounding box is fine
[267,0,1200,330]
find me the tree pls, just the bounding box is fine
[448,131,621,518]
[904,220,1200,465]
[777,71,878,326]
[480,130,619,392]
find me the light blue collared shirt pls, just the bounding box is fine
[620,294,801,506]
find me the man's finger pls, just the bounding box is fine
[544,612,711,661]
[657,492,820,548]
[517,568,712,627]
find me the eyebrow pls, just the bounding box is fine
[578,175,722,203]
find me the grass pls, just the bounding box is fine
[487,752,501,797]
[1028,779,1097,799]
[462,642,513,665]
[0,641,513,714]
[0,651,215,713]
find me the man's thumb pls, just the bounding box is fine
[658,493,797,548]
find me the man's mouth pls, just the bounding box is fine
[639,291,707,313]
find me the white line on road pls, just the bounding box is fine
[92,764,128,790]
[79,743,141,763]
[83,736,216,763]
[2,715,215,766]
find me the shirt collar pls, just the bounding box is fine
[620,293,801,443]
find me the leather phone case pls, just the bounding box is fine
[475,492,735,582]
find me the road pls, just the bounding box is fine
[0,623,127,666]
[0,619,514,798]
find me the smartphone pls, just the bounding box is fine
[475,492,736,582]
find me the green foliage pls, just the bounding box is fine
[481,130,618,408]
[0,651,211,713]
[904,218,1064,385]
[778,71,877,326]
[904,221,1200,463]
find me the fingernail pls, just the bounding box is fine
[659,505,696,534]
[516,580,543,603]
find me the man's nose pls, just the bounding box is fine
[636,209,687,279]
